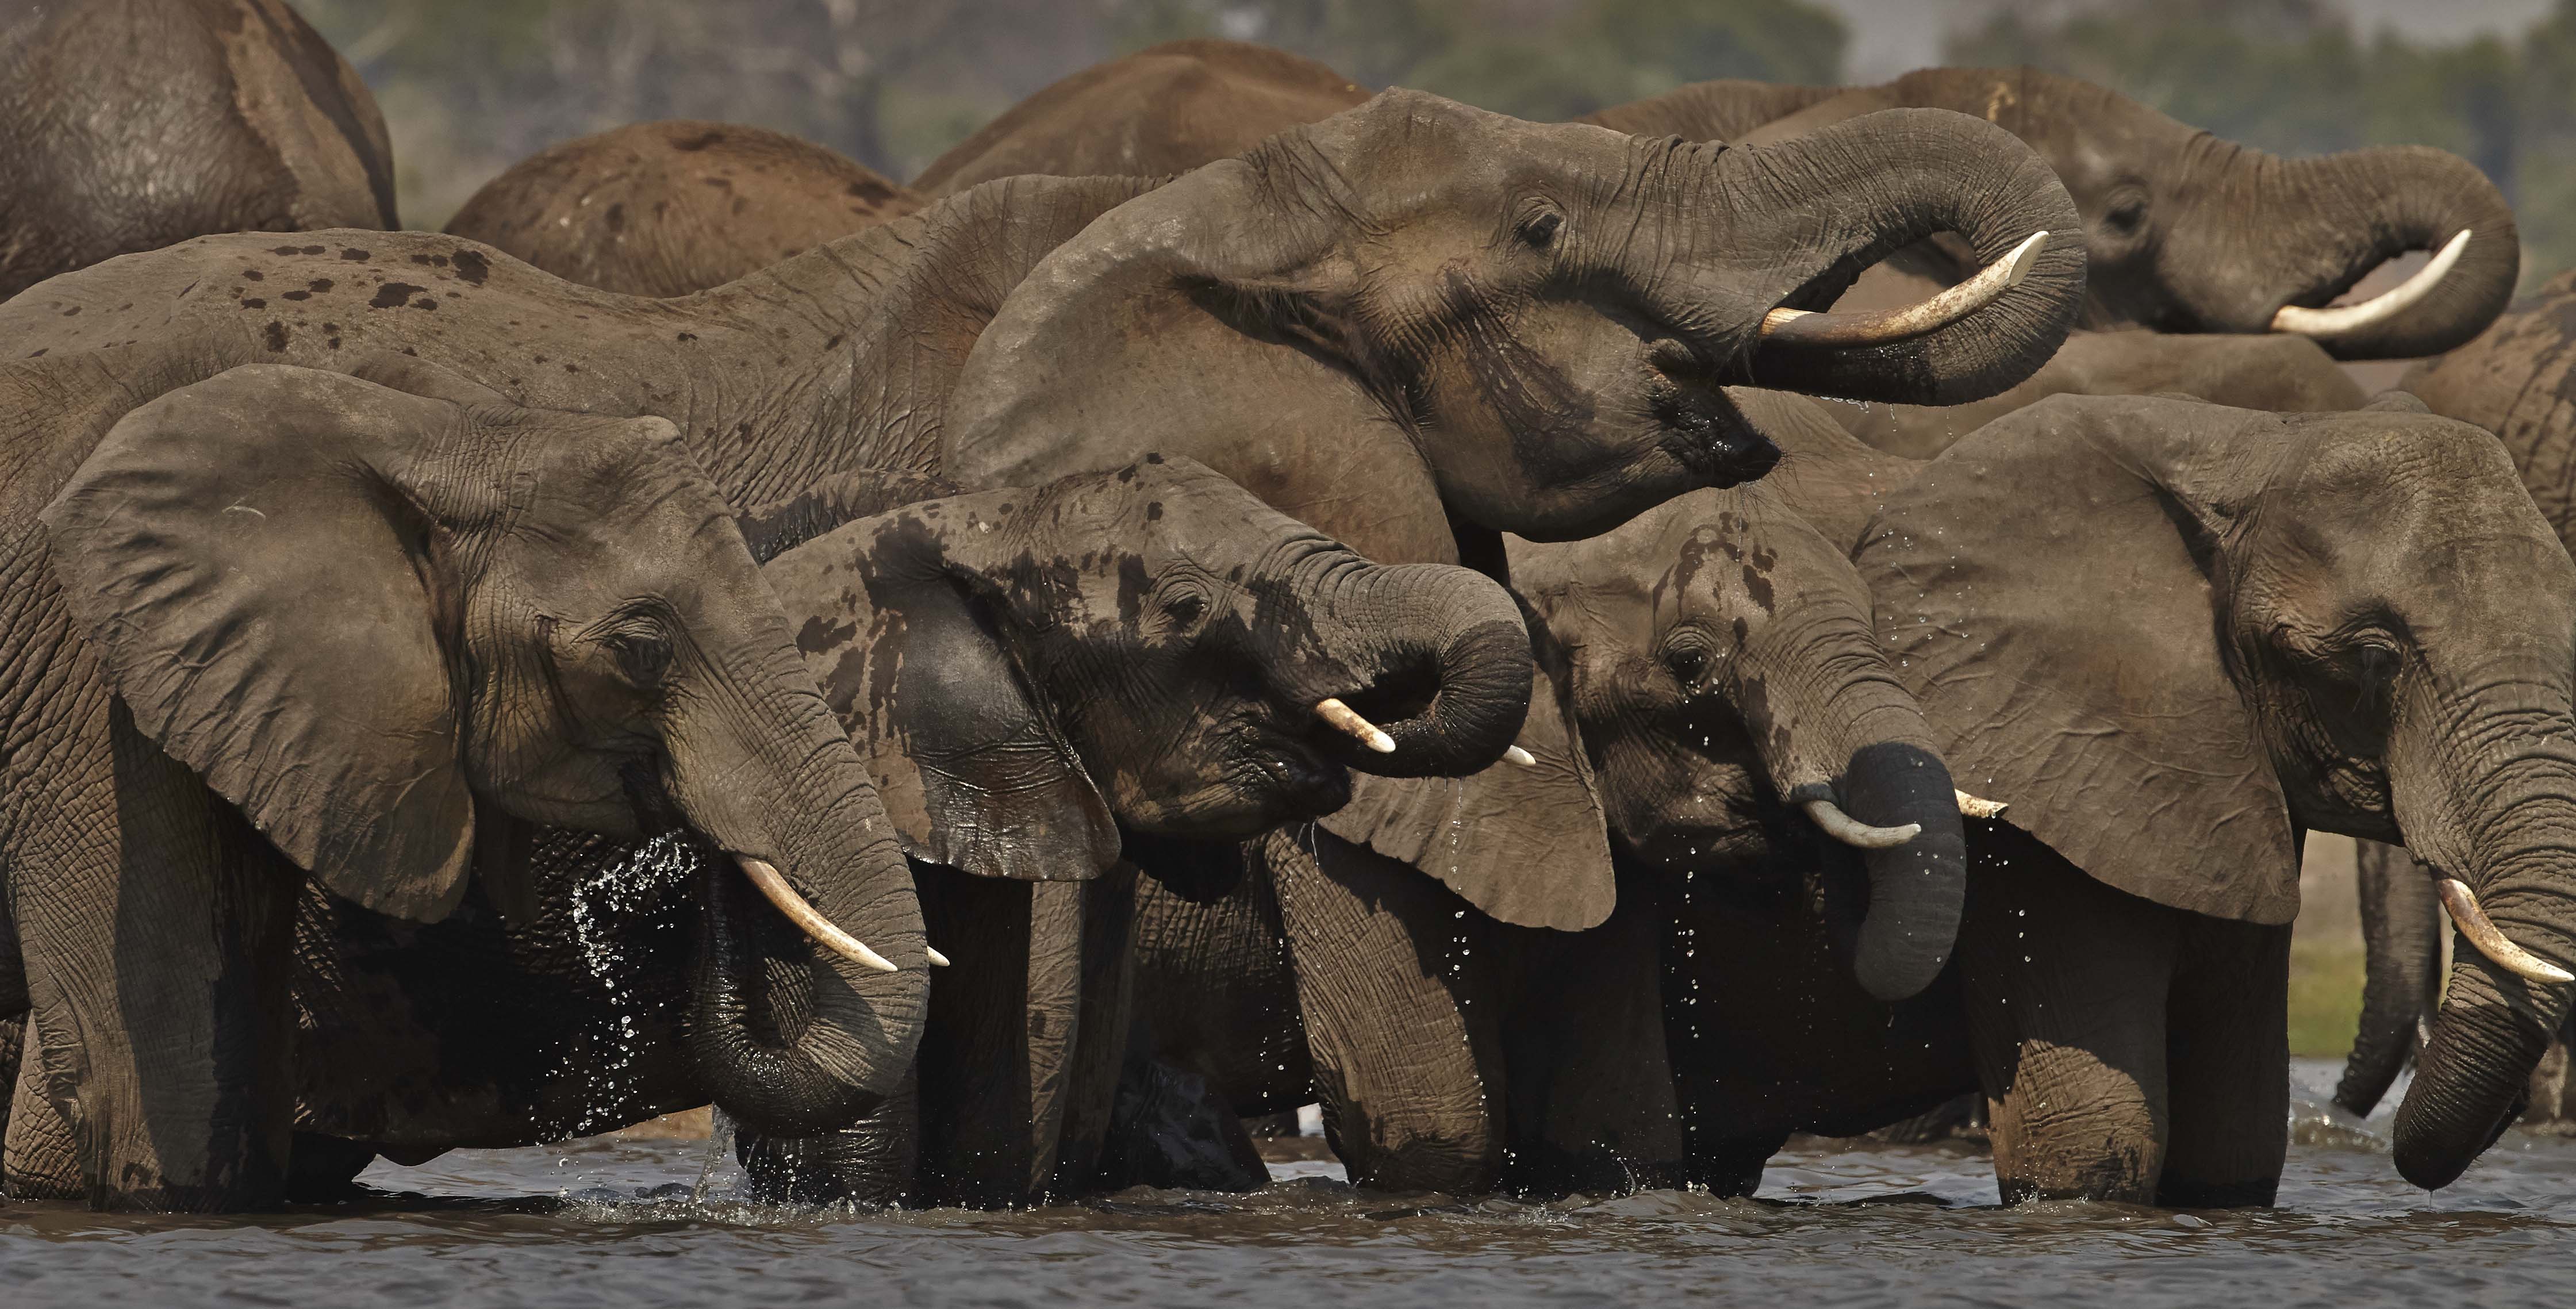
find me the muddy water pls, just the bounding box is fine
[5,1061,2569,1308]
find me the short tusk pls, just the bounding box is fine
[1803,799,1922,849]
[1955,790,2008,820]
[1759,230,2051,349]
[736,856,900,973]
[2436,877,2574,984]
[1316,697,1396,754]
[926,945,951,967]
[1504,745,1537,767]
[2270,229,2470,339]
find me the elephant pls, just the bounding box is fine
[0,0,397,300]
[0,89,2080,1206]
[244,456,1530,1202]
[1090,392,1978,1196]
[911,39,1368,197]
[1669,389,2576,1203]
[0,364,931,1211]
[443,121,923,297]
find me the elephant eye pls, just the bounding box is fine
[1664,643,1710,688]
[2350,640,2402,692]
[2103,194,2148,235]
[1162,591,1210,627]
[1520,210,1564,248]
[599,629,673,689]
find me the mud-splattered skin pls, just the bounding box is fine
[446,121,924,298]
[281,460,1526,1189]
[0,0,396,300]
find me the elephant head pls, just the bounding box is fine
[1733,67,2517,361]
[755,456,1534,872]
[1861,391,2576,1189]
[942,89,2086,548]
[41,364,928,1136]
[1511,474,1968,1002]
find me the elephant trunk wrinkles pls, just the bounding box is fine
[1295,558,1533,778]
[671,643,930,1136]
[1661,109,2083,406]
[2392,770,2576,1189]
[2254,147,2518,360]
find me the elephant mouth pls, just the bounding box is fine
[1654,380,1779,488]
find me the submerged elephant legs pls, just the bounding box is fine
[1962,827,2289,1207]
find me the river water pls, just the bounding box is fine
[3,1062,2569,1307]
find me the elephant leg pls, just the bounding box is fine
[2336,839,2441,1116]
[1269,826,1504,1195]
[739,1067,919,1207]
[6,1013,80,1198]
[1051,865,1139,1196]
[1497,870,1684,1196]
[2159,914,2290,1207]
[1961,828,2178,1204]
[9,704,297,1210]
[912,869,1087,1207]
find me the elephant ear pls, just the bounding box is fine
[1319,605,1616,931]
[40,364,475,920]
[1857,393,2300,924]
[762,516,1118,881]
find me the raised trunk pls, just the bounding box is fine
[671,644,930,1136]
[1287,558,1533,778]
[1659,109,2084,406]
[2250,148,2518,360]
[2335,839,2442,1118]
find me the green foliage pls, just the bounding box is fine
[1949,0,2576,288]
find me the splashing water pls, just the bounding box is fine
[561,832,703,1136]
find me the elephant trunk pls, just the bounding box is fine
[1837,742,1970,1003]
[1290,556,1533,779]
[2390,763,2576,1188]
[2248,147,2518,360]
[669,643,931,1137]
[1661,108,2084,406]
[2334,839,2444,1118]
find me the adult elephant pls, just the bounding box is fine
[444,121,922,297]
[249,457,1529,1197]
[0,364,929,1211]
[1717,390,2576,1201]
[0,0,397,300]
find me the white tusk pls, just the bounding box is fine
[1955,790,2008,820]
[1504,745,1537,767]
[1316,697,1396,754]
[926,945,952,967]
[2435,877,2574,984]
[736,856,900,973]
[2270,229,2470,339]
[1803,799,1922,849]
[1759,230,2051,348]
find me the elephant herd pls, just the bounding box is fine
[1,2,2571,1216]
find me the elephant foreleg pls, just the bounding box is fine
[1268,826,1504,1195]
[2159,914,2290,1206]
[1961,828,2175,1205]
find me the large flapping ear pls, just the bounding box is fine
[40,364,475,920]
[940,97,1427,486]
[1857,393,2300,924]
[1318,602,1617,931]
[762,509,1119,881]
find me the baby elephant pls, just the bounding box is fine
[277,456,1531,1201]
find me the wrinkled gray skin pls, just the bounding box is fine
[0,365,927,1211]
[1092,394,1969,1196]
[1736,390,2576,1201]
[0,88,2076,1209]
[445,121,921,297]
[246,459,1526,1200]
[0,0,397,300]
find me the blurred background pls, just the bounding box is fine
[282,0,2536,1058]
[291,0,2569,290]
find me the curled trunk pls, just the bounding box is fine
[1839,742,1970,1003]
[1291,559,1534,779]
[1662,109,2086,406]
[2252,148,2518,360]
